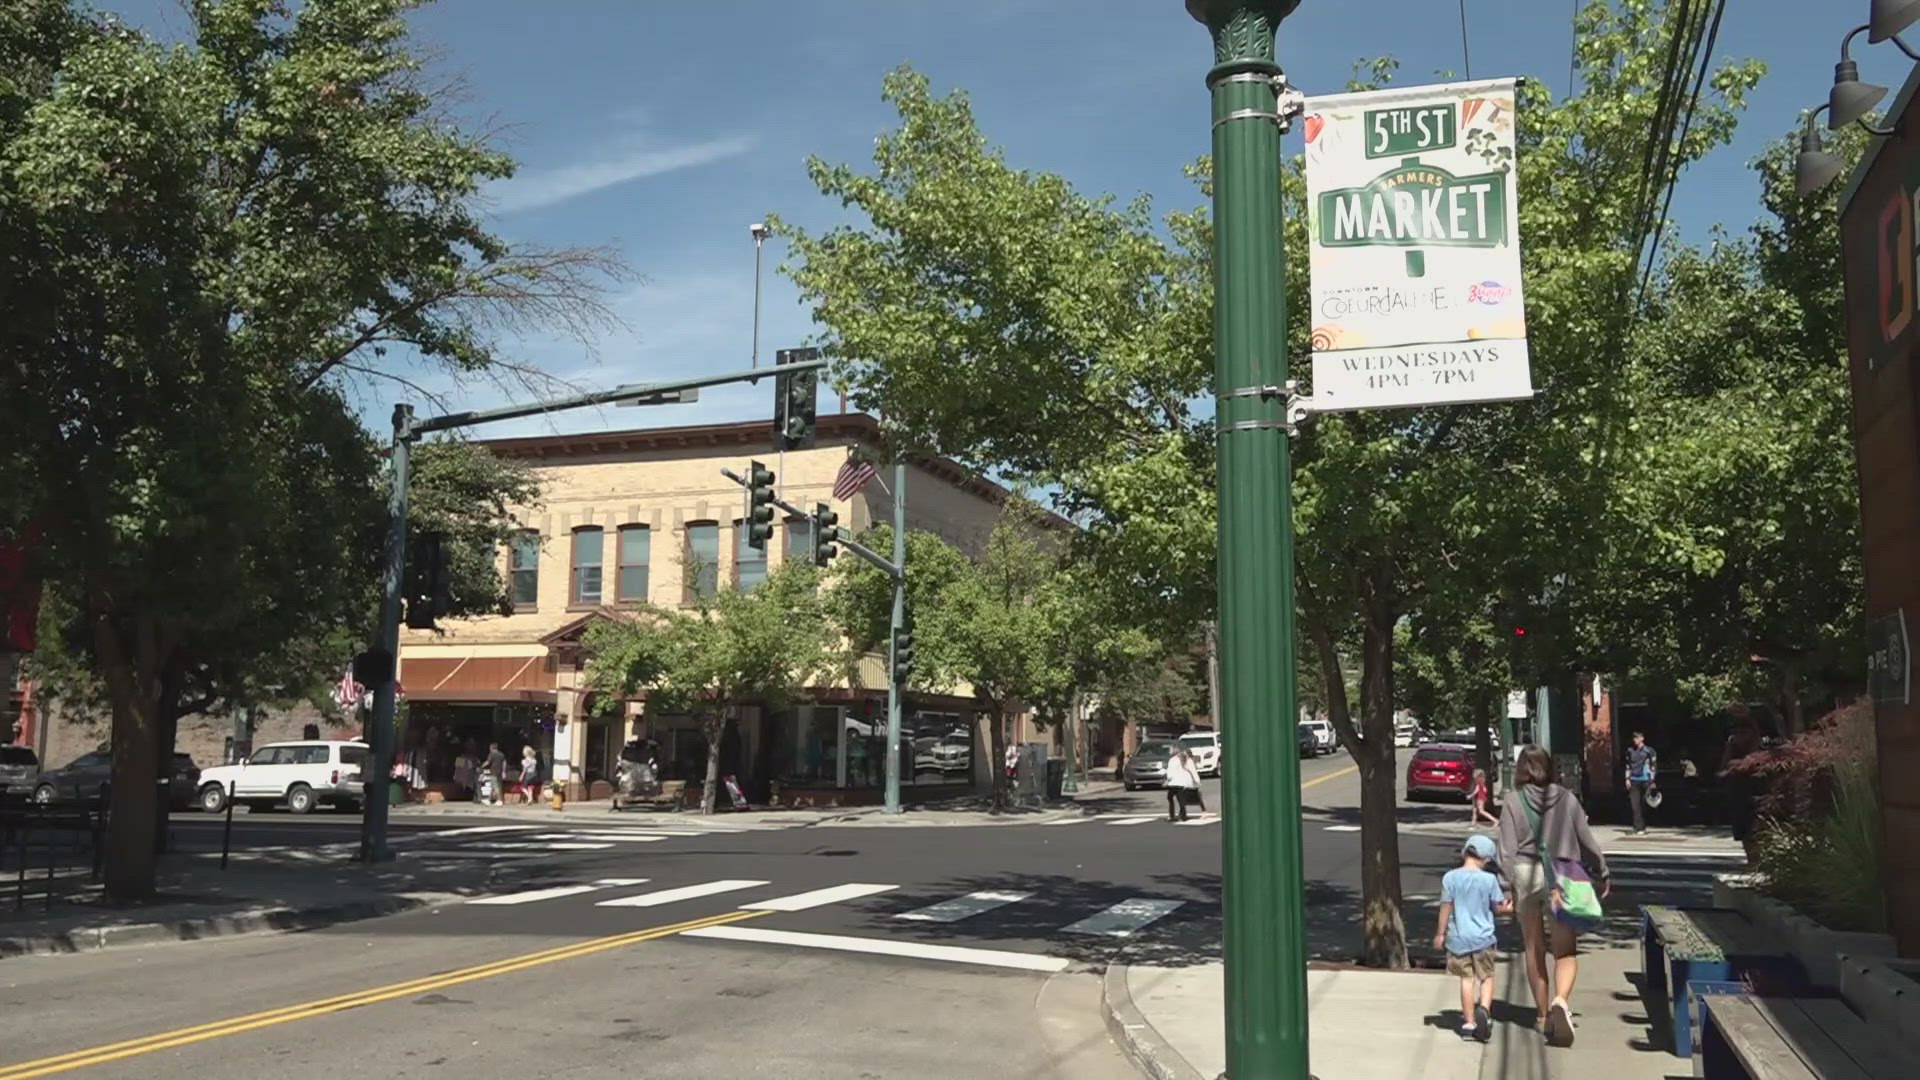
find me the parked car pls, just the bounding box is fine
[1299,719,1337,756]
[931,734,972,774]
[196,740,368,814]
[1178,731,1222,778]
[1122,740,1174,790]
[1393,719,1420,748]
[30,750,111,804]
[1405,744,1476,802]
[0,745,40,797]
[1298,724,1319,759]
[29,750,203,809]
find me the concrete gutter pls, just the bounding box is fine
[0,892,448,961]
[1101,962,1208,1080]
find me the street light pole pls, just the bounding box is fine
[1186,3,1309,1078]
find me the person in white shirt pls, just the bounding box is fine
[1165,746,1202,822]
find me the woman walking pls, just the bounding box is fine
[1495,745,1610,1048]
[1164,745,1201,822]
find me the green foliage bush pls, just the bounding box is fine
[1740,700,1884,932]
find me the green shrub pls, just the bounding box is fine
[1744,700,1885,933]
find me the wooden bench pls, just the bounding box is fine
[1640,905,1803,1057]
[1700,994,1920,1078]
[611,779,684,812]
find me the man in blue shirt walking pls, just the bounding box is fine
[1625,731,1658,834]
[1435,834,1510,1041]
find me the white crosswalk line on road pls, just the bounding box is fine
[476,841,614,851]
[596,879,769,908]
[469,884,618,906]
[743,883,898,911]
[419,825,537,838]
[1323,825,1361,832]
[524,832,669,842]
[1062,898,1185,937]
[1175,814,1219,826]
[681,926,1072,973]
[895,891,1032,923]
[1107,816,1160,826]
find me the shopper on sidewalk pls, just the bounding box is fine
[1434,834,1510,1042]
[1496,745,1611,1049]
[1164,746,1200,822]
[1624,731,1657,834]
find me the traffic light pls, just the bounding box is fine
[404,531,452,630]
[891,605,915,687]
[811,503,840,568]
[774,347,819,451]
[745,460,775,551]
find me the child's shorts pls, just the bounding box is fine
[1447,947,1496,980]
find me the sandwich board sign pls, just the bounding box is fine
[1301,79,1533,413]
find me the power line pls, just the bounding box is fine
[1459,0,1473,80]
[1634,0,1727,314]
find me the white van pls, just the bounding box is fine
[197,740,368,814]
[1300,719,1337,756]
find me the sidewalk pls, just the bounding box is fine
[1105,942,1666,1080]
[0,846,521,960]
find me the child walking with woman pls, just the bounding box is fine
[1435,835,1511,1042]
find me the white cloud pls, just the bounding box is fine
[488,134,753,214]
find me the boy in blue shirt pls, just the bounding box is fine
[1434,834,1510,1041]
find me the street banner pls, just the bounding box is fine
[1302,79,1532,412]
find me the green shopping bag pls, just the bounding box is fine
[1521,793,1604,932]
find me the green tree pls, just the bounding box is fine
[0,0,617,897]
[776,2,1763,966]
[583,564,836,814]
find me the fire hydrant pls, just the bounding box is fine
[548,782,565,811]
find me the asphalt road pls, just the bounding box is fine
[0,745,1739,1078]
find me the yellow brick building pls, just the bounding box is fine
[396,413,1021,805]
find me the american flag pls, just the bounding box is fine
[334,670,365,711]
[832,456,879,500]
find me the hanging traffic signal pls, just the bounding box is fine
[745,460,776,551]
[892,605,915,687]
[404,531,452,630]
[811,503,840,568]
[1513,626,1527,637]
[774,347,819,451]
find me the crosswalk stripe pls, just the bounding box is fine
[1107,816,1160,826]
[1175,814,1220,827]
[477,841,614,851]
[469,884,613,906]
[596,879,770,908]
[1062,898,1185,937]
[896,891,1032,923]
[1323,825,1361,832]
[680,926,1072,973]
[421,825,537,837]
[1044,817,1094,826]
[743,883,898,911]
[594,878,650,886]
[524,832,669,843]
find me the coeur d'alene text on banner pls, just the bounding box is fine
[1302,79,1533,413]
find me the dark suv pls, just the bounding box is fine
[32,750,200,809]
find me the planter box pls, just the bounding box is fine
[1837,955,1920,1046]
[1716,876,1897,990]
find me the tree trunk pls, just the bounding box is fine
[1355,610,1408,969]
[987,704,1008,813]
[700,713,724,815]
[92,608,162,901]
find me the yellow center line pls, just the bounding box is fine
[0,908,767,1079]
[1301,763,1358,791]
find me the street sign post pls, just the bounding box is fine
[1302,79,1532,413]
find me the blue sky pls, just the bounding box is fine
[105,0,1909,440]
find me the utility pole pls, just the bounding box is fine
[1187,2,1309,1077]
[885,460,906,814]
[360,403,412,863]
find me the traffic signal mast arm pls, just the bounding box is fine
[410,359,827,437]
[718,466,901,580]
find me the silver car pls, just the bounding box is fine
[1122,741,1175,790]
[0,745,39,796]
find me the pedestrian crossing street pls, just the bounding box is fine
[462,876,1191,940]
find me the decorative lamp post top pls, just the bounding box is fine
[1185,0,1303,25]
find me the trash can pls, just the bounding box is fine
[1045,758,1066,800]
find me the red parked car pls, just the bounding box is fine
[1405,744,1476,802]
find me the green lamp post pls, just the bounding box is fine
[1184,2,1310,1077]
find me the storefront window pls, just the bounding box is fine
[769,705,841,786]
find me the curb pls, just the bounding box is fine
[0,893,440,961]
[1100,963,1208,1080]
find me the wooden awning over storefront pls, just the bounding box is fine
[399,651,556,702]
